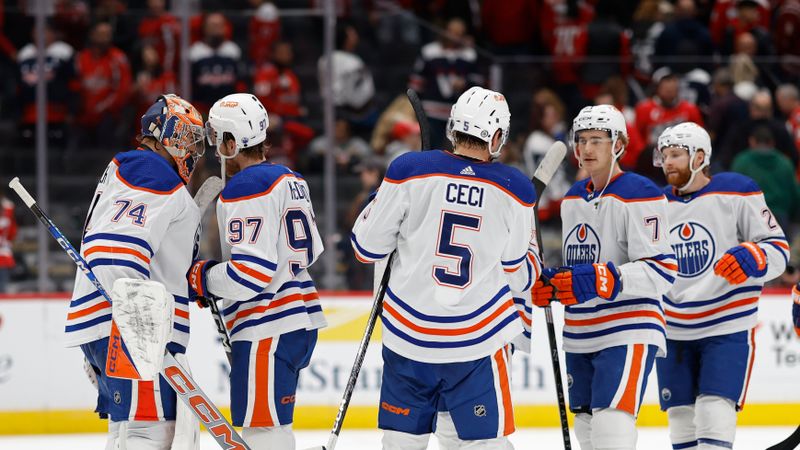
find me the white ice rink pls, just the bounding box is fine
[0,427,795,449]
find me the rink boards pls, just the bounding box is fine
[0,292,798,434]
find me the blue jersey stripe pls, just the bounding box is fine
[513,297,531,314]
[231,253,278,271]
[70,290,103,307]
[672,440,699,449]
[174,295,189,305]
[502,253,527,266]
[763,241,789,266]
[226,265,264,293]
[88,259,150,277]
[230,306,309,335]
[65,314,113,332]
[566,298,662,315]
[564,322,665,340]
[173,323,190,334]
[381,311,520,348]
[222,280,316,315]
[350,233,388,260]
[666,308,757,329]
[664,285,762,308]
[697,438,733,449]
[387,285,510,323]
[306,304,323,314]
[648,253,677,262]
[644,261,676,284]
[83,233,154,257]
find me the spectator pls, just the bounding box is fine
[369,94,417,157]
[630,0,668,81]
[74,21,132,148]
[137,0,180,73]
[132,45,176,137]
[707,68,749,156]
[189,12,244,112]
[732,126,800,234]
[717,0,773,57]
[408,17,483,148]
[384,119,420,164]
[308,118,371,173]
[578,0,633,101]
[318,22,376,128]
[720,90,799,169]
[776,84,800,154]
[52,0,90,51]
[247,0,280,67]
[634,67,704,148]
[480,0,539,54]
[343,157,384,290]
[773,0,800,78]
[16,21,76,147]
[93,0,136,56]
[0,187,17,293]
[253,41,302,120]
[653,0,713,74]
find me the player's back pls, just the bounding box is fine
[67,149,200,349]
[211,162,326,342]
[352,150,537,363]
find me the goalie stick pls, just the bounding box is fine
[8,177,250,450]
[532,142,572,449]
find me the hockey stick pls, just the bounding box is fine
[8,177,251,450]
[766,424,800,450]
[407,88,431,150]
[531,142,572,449]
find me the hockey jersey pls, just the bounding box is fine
[663,173,789,340]
[560,172,676,355]
[206,162,326,342]
[351,150,540,363]
[66,150,201,350]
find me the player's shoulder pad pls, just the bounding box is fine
[705,172,761,195]
[385,150,536,206]
[220,162,297,202]
[113,150,183,194]
[604,172,665,202]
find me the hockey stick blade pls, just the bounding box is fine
[194,176,223,214]
[533,141,568,188]
[766,424,800,450]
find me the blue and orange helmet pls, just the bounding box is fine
[141,94,205,183]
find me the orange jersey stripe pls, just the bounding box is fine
[664,297,758,320]
[174,308,189,320]
[67,301,111,320]
[252,338,274,427]
[740,330,757,408]
[231,261,273,284]
[766,240,790,250]
[644,258,678,271]
[83,245,151,265]
[493,348,515,436]
[383,299,515,336]
[565,310,665,327]
[516,309,532,326]
[225,293,306,329]
[616,344,644,416]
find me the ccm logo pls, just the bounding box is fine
[281,395,296,405]
[594,264,614,298]
[381,402,410,416]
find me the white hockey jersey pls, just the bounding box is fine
[560,172,676,355]
[663,173,789,340]
[351,150,540,363]
[206,162,326,342]
[66,150,201,350]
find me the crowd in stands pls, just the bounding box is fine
[2,0,800,289]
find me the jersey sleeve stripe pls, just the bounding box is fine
[83,233,154,257]
[230,261,273,284]
[350,233,389,261]
[66,301,111,320]
[564,310,666,327]
[383,173,535,207]
[387,285,510,323]
[225,265,264,293]
[664,285,761,308]
[664,296,758,320]
[763,242,790,265]
[502,253,528,266]
[761,238,789,249]
[643,261,676,284]
[642,257,678,271]
[382,299,515,336]
[114,168,183,195]
[219,173,296,203]
[83,245,151,265]
[87,258,150,277]
[231,253,278,271]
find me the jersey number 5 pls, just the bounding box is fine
[433,211,481,288]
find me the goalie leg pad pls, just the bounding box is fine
[574,413,593,450]
[590,408,637,450]
[667,405,698,450]
[123,420,175,450]
[241,424,295,448]
[382,430,430,450]
[694,395,736,449]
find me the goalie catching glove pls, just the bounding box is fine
[188,259,219,307]
[532,263,622,306]
[714,242,767,285]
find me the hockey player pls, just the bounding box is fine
[66,94,205,449]
[188,93,326,449]
[532,105,676,450]
[351,86,540,450]
[654,122,789,450]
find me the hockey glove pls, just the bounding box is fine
[532,268,558,307]
[550,262,622,305]
[188,259,219,307]
[714,242,767,285]
[793,283,800,337]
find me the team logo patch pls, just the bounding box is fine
[113,391,122,405]
[669,221,716,278]
[563,223,601,265]
[661,388,672,402]
[474,405,487,417]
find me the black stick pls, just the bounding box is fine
[407,88,431,151]
[766,425,800,450]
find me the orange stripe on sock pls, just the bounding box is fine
[134,380,158,421]
[616,344,644,416]
[493,348,515,436]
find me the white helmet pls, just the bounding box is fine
[655,122,711,191]
[446,86,511,159]
[571,104,627,161]
[206,93,269,160]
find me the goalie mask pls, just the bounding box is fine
[205,93,269,160]
[655,122,712,191]
[447,86,511,159]
[141,94,205,184]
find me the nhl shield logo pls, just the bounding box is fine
[474,405,487,417]
[670,222,716,278]
[113,391,122,405]
[567,373,573,389]
[661,388,672,402]
[563,223,601,265]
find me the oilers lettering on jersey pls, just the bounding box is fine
[206,162,326,342]
[563,223,601,265]
[663,173,790,340]
[669,222,715,278]
[351,150,540,363]
[67,150,200,350]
